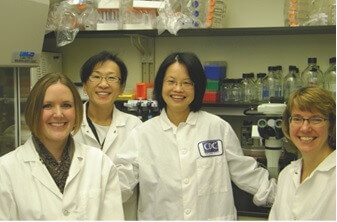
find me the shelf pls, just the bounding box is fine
[44,25,336,39]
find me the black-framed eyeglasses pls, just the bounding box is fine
[289,116,328,127]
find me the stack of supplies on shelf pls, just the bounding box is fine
[203,61,227,103]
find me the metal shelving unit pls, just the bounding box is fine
[44,25,336,39]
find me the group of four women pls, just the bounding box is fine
[0,51,335,220]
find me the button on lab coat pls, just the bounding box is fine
[73,102,142,220]
[269,151,336,220]
[0,137,124,220]
[114,110,276,220]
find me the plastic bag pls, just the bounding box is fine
[303,0,332,26]
[156,0,194,35]
[78,2,100,30]
[120,0,157,29]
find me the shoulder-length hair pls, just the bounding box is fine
[282,86,336,150]
[153,52,206,112]
[25,73,83,137]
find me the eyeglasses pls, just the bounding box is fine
[89,74,121,84]
[164,79,194,90]
[289,116,328,127]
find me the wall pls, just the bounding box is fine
[43,0,336,94]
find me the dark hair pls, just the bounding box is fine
[80,51,128,87]
[25,73,83,137]
[153,52,206,112]
[282,86,336,150]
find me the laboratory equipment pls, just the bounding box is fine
[0,0,49,156]
[123,99,159,121]
[251,98,286,178]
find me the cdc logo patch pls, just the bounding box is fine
[198,140,223,157]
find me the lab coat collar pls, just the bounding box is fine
[66,140,85,185]
[21,136,85,198]
[21,137,63,198]
[290,150,336,185]
[82,101,127,128]
[81,102,126,152]
[159,108,198,131]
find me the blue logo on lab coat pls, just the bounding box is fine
[198,139,223,157]
[202,141,219,153]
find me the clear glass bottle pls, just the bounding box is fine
[302,66,324,87]
[283,65,298,100]
[231,78,242,103]
[241,73,251,103]
[324,56,336,99]
[274,65,283,97]
[263,66,276,102]
[256,73,266,103]
[220,78,230,103]
[301,57,324,86]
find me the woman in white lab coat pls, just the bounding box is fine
[269,86,336,220]
[113,52,276,220]
[0,73,124,220]
[73,51,142,220]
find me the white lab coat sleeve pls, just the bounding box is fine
[99,155,125,220]
[113,129,139,202]
[223,122,276,206]
[0,160,18,220]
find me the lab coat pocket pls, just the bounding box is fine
[196,157,227,196]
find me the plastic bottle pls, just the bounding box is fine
[301,57,324,87]
[283,65,298,100]
[324,56,336,99]
[284,0,310,26]
[256,73,266,103]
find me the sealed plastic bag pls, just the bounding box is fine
[156,0,194,35]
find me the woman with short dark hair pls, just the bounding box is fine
[114,52,276,220]
[74,51,142,220]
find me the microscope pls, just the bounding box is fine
[251,98,286,178]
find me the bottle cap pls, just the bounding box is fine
[329,57,336,64]
[308,57,317,63]
[257,73,266,78]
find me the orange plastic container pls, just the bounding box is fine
[135,82,154,100]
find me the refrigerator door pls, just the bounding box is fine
[0,68,31,157]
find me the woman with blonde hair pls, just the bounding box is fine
[0,73,124,220]
[269,86,336,220]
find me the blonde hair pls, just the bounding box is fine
[25,73,83,137]
[282,86,336,150]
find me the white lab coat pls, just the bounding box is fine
[269,151,336,220]
[114,109,276,220]
[73,102,142,220]
[0,136,124,220]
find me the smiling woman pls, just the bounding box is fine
[269,86,336,220]
[0,73,124,220]
[113,52,277,220]
[73,51,142,220]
